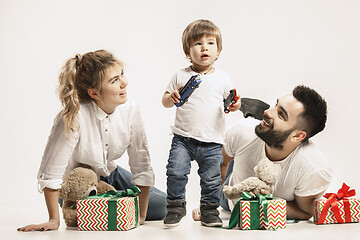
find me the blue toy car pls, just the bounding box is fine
[175,74,202,107]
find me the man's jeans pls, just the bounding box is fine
[219,160,234,211]
[166,134,223,205]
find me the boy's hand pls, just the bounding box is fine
[170,86,183,104]
[229,92,241,112]
[162,86,183,108]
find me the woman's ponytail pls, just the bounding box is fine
[57,55,81,136]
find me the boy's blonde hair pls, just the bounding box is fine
[57,49,124,136]
[182,19,222,55]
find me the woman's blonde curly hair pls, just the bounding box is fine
[57,49,124,136]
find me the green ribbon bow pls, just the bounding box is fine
[228,192,273,229]
[79,186,141,231]
[85,186,141,199]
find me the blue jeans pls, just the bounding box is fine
[219,160,234,211]
[166,134,223,205]
[59,166,167,221]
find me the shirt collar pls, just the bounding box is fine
[186,66,217,77]
[91,101,119,122]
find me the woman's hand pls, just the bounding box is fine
[139,216,145,225]
[137,185,150,225]
[17,219,60,232]
[18,188,60,232]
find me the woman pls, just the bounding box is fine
[18,49,166,231]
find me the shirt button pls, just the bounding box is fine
[105,129,108,132]
[105,144,108,147]
[106,116,109,118]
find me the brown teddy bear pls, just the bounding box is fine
[58,167,116,227]
[223,158,281,200]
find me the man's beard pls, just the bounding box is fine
[255,117,294,150]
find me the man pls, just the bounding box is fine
[220,85,332,220]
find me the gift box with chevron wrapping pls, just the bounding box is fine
[77,189,140,231]
[239,195,286,230]
[314,183,360,225]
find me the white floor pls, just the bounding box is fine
[4,161,360,240]
[6,203,360,240]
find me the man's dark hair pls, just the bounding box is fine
[292,85,327,141]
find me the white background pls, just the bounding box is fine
[1,0,360,238]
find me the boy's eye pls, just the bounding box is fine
[195,42,201,46]
[112,77,119,84]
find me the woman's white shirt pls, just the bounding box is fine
[37,99,154,192]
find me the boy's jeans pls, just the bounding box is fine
[166,134,223,205]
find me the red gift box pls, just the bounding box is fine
[314,183,360,224]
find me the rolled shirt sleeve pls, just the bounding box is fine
[127,104,155,187]
[37,113,79,192]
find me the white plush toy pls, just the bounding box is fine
[223,159,281,200]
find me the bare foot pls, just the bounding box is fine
[192,207,201,221]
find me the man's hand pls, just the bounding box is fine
[260,188,271,195]
[287,192,324,220]
[253,189,320,220]
[246,188,271,197]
